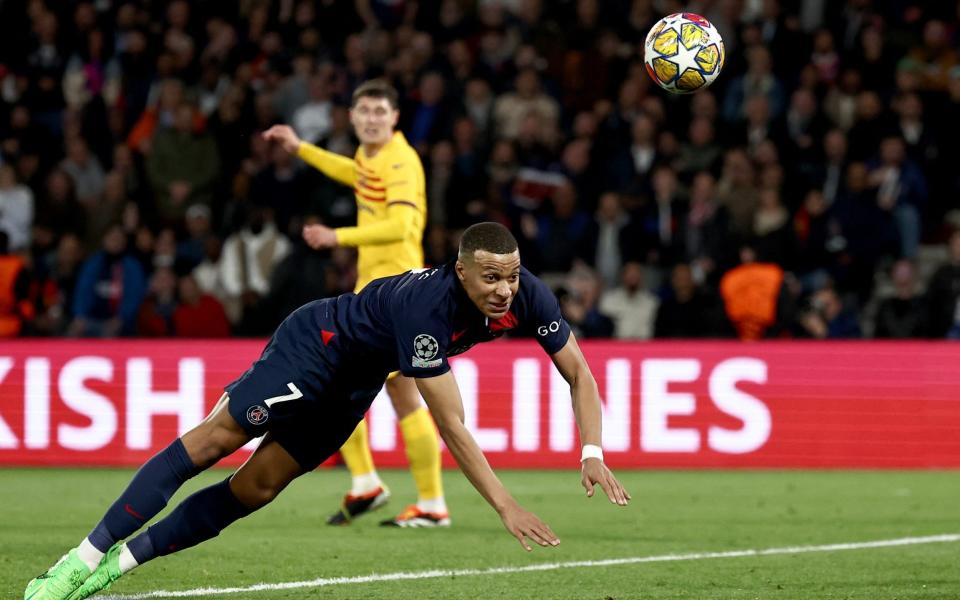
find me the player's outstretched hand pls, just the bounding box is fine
[581,458,631,506]
[499,502,560,552]
[302,224,338,249]
[262,125,302,154]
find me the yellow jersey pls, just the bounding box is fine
[297,132,426,292]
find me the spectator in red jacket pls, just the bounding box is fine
[173,273,230,337]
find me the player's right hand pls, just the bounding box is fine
[262,125,301,154]
[499,502,559,551]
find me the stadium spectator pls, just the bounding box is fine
[172,274,231,338]
[558,137,601,207]
[717,149,758,239]
[127,78,187,154]
[0,232,33,337]
[403,71,453,150]
[868,136,927,259]
[810,129,849,205]
[735,93,773,158]
[797,286,862,339]
[557,267,614,339]
[219,204,290,333]
[259,228,334,332]
[23,9,66,136]
[873,260,927,338]
[598,261,658,340]
[425,140,455,227]
[907,20,958,92]
[892,93,937,169]
[793,189,838,286]
[291,71,335,145]
[176,204,213,272]
[608,112,658,194]
[83,171,128,253]
[722,45,785,122]
[774,88,828,177]
[60,137,105,207]
[493,68,560,142]
[146,102,220,223]
[847,91,890,162]
[459,77,496,139]
[151,228,184,275]
[318,105,357,158]
[136,267,179,336]
[674,117,722,179]
[590,191,631,288]
[926,230,960,338]
[26,232,84,336]
[634,164,686,268]
[249,143,307,238]
[654,262,730,338]
[684,171,731,280]
[35,169,86,244]
[2,105,55,180]
[527,181,593,274]
[720,245,785,340]
[823,69,861,132]
[0,164,34,252]
[68,224,147,337]
[192,234,233,321]
[752,188,795,268]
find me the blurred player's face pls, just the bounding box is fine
[456,250,521,319]
[350,96,399,148]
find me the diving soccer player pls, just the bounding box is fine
[263,79,446,527]
[25,223,630,600]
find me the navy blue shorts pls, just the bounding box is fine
[225,300,382,470]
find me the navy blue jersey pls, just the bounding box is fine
[332,262,571,378]
[224,261,570,468]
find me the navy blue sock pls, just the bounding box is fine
[126,477,254,564]
[88,438,199,552]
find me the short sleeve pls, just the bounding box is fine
[520,268,571,355]
[391,272,452,378]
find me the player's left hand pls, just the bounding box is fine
[302,224,338,249]
[581,458,631,506]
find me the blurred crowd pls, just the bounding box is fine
[2,0,960,340]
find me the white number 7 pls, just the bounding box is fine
[264,382,304,407]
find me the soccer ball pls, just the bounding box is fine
[643,13,725,94]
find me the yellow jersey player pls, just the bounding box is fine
[263,79,448,527]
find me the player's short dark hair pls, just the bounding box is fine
[352,79,399,110]
[459,222,518,259]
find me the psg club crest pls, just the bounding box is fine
[246,405,269,425]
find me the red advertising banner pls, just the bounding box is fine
[1,340,959,468]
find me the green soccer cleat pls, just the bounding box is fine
[65,543,124,600]
[24,549,91,600]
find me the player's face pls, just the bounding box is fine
[457,250,521,319]
[350,96,399,147]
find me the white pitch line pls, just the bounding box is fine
[100,533,960,599]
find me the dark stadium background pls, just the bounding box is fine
[1,0,959,341]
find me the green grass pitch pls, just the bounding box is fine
[3,468,958,599]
